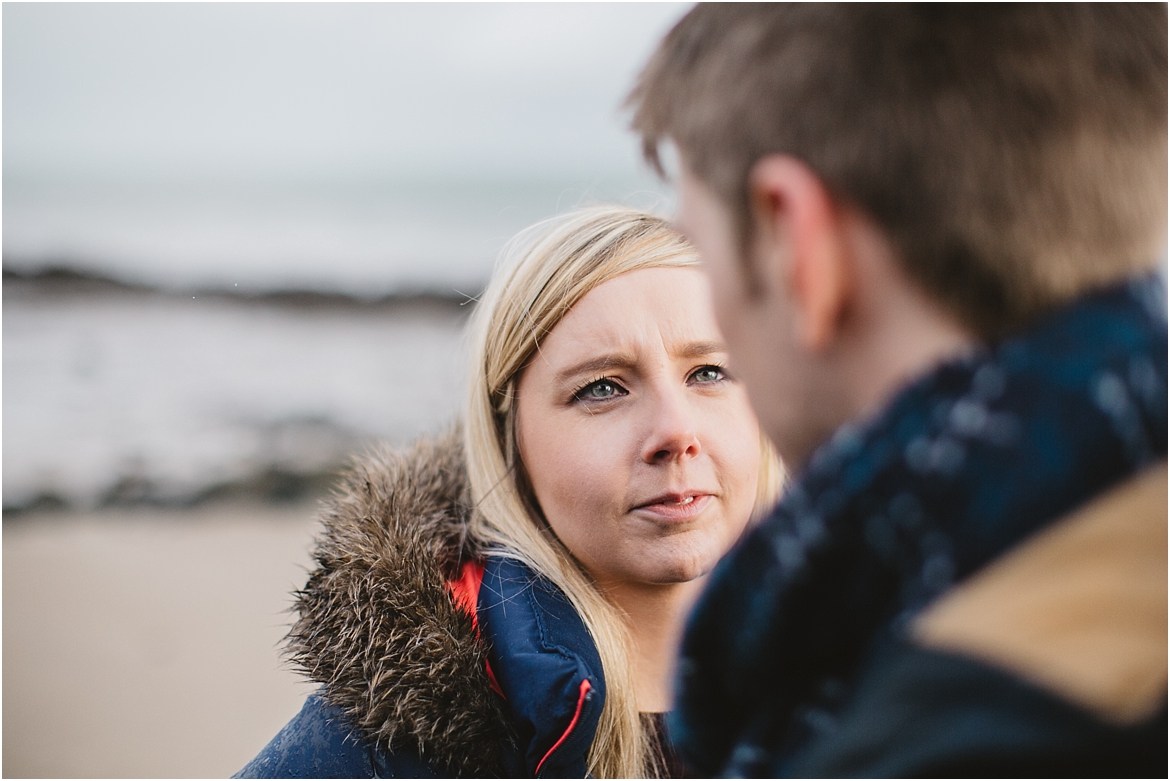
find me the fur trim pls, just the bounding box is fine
[285,429,513,777]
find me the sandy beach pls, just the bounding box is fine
[4,500,325,778]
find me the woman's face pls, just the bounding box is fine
[515,266,761,590]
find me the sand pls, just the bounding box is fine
[4,501,325,778]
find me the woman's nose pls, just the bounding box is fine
[641,389,702,464]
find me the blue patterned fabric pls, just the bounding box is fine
[669,274,1168,776]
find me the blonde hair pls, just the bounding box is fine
[464,206,782,777]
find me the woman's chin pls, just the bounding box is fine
[635,549,721,585]
[583,533,734,589]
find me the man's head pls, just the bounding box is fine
[628,4,1167,466]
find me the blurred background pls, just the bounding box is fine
[3,3,688,776]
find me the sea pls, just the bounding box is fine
[3,175,674,511]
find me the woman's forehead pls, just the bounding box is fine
[533,266,727,374]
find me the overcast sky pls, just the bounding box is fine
[4,2,690,183]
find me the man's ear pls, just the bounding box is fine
[748,155,852,353]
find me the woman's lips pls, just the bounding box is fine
[632,493,713,521]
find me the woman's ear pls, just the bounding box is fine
[748,155,854,353]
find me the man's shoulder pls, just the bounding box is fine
[789,463,1168,778]
[787,642,1167,778]
[911,463,1167,724]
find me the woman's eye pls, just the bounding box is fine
[574,379,626,402]
[690,366,726,384]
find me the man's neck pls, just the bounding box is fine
[836,217,980,437]
[846,293,979,424]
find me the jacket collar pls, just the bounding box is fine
[479,556,605,778]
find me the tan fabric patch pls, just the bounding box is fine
[912,463,1168,724]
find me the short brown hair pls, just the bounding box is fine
[629,4,1167,339]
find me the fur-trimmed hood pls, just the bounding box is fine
[280,430,606,779]
[284,429,513,777]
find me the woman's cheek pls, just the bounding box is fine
[535,420,621,526]
[712,406,763,519]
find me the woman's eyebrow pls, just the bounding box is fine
[555,352,639,384]
[674,340,728,359]
[553,341,727,384]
